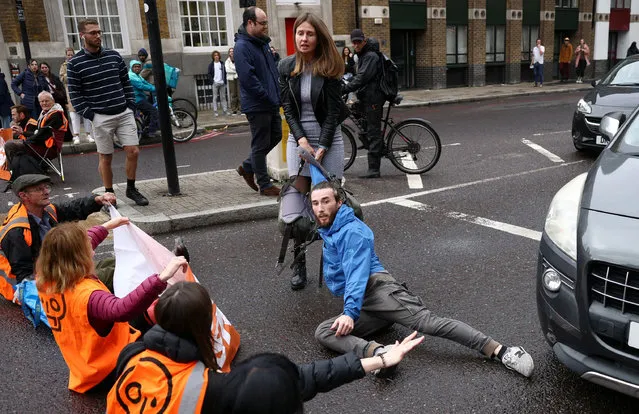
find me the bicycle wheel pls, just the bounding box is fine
[135,117,144,141]
[172,98,198,120]
[386,119,441,174]
[171,108,197,142]
[341,125,357,171]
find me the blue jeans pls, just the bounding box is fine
[1,115,10,129]
[534,62,544,85]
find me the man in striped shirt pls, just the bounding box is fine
[67,19,149,206]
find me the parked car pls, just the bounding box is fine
[572,54,639,151]
[538,108,639,397]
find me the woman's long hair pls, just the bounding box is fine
[291,13,344,80]
[154,281,218,370]
[36,222,95,294]
[218,353,303,414]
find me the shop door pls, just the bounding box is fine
[390,30,416,89]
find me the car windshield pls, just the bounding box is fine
[601,59,639,86]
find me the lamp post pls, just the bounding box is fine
[15,0,31,63]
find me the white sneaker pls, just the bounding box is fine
[72,136,80,145]
[214,112,219,117]
[86,134,95,143]
[501,346,534,378]
[370,344,398,378]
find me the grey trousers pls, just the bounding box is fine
[315,273,499,358]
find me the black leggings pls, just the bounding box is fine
[576,60,587,78]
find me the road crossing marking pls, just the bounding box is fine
[391,199,542,241]
[521,139,565,163]
[362,160,584,207]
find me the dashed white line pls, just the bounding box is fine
[533,130,570,136]
[521,138,565,163]
[177,165,191,169]
[391,199,542,241]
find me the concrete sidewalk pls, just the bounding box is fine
[81,81,588,234]
[62,81,589,156]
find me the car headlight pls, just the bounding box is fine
[544,173,587,261]
[577,99,592,114]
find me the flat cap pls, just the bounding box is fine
[12,174,52,195]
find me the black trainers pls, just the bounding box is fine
[126,187,149,206]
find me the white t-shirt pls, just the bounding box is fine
[533,45,545,64]
[213,61,223,84]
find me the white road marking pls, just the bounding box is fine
[398,152,424,189]
[521,138,565,163]
[533,130,570,136]
[177,165,191,168]
[362,160,584,207]
[391,199,542,241]
[63,187,72,190]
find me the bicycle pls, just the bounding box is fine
[340,95,441,174]
[168,87,198,120]
[134,96,198,143]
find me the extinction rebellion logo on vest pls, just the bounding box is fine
[42,295,67,332]
[115,357,174,413]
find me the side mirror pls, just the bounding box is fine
[591,79,599,87]
[599,112,627,140]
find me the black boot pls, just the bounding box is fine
[291,245,307,291]
[360,154,381,179]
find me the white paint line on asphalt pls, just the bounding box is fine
[398,152,424,189]
[177,165,191,168]
[362,160,584,207]
[63,187,72,190]
[532,130,570,136]
[391,199,542,241]
[521,139,565,163]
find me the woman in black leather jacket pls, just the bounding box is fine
[279,12,349,290]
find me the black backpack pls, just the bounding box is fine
[377,52,399,102]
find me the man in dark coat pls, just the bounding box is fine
[0,68,13,128]
[342,30,386,178]
[233,6,281,197]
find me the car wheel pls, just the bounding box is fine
[572,131,586,152]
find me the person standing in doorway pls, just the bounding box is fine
[225,48,241,115]
[559,37,573,83]
[574,38,590,84]
[208,51,229,117]
[67,18,149,206]
[532,39,545,87]
[234,6,281,196]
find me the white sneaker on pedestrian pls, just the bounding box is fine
[72,136,80,145]
[86,134,95,143]
[370,344,398,378]
[500,346,534,378]
[214,112,219,117]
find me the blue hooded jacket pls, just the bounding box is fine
[318,205,386,321]
[128,59,155,104]
[233,24,280,113]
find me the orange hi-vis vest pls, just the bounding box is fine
[38,110,68,151]
[16,118,37,141]
[38,277,141,393]
[106,349,209,413]
[0,203,57,301]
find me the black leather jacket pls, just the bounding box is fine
[342,38,385,105]
[279,55,348,149]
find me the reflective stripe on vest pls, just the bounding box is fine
[179,361,206,413]
[0,216,30,241]
[0,250,15,288]
[40,110,68,132]
[0,203,34,300]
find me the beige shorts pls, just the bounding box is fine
[91,108,139,154]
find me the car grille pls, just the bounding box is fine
[590,263,639,315]
[585,117,601,133]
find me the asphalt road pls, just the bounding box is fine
[2,91,638,412]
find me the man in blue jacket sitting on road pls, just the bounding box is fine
[128,60,159,138]
[309,179,535,378]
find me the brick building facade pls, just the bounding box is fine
[0,1,635,107]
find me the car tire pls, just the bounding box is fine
[572,131,586,152]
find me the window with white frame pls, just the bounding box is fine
[521,25,539,61]
[179,1,229,47]
[446,26,468,64]
[60,0,124,51]
[486,26,505,63]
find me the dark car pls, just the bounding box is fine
[572,55,639,151]
[538,109,639,397]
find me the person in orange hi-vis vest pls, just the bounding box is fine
[108,281,424,414]
[0,174,116,303]
[36,222,188,393]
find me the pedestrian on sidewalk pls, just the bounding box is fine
[234,6,281,196]
[559,37,573,83]
[279,12,348,290]
[627,41,639,58]
[208,50,230,117]
[67,18,149,206]
[575,39,590,84]
[532,38,545,87]
[11,59,49,119]
[106,281,424,414]
[60,47,94,145]
[225,48,241,115]
[0,67,13,128]
[37,222,188,393]
[309,180,535,379]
